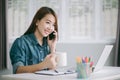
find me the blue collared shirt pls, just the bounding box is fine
[10,33,50,73]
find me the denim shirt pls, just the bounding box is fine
[10,33,50,73]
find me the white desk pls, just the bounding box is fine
[1,66,120,80]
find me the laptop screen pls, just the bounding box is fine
[94,45,113,72]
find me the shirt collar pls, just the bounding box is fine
[29,33,38,45]
[29,33,47,46]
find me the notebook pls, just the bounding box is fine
[35,67,76,76]
[93,45,113,72]
[35,70,64,76]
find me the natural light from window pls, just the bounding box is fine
[7,0,118,43]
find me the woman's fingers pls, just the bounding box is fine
[44,53,57,69]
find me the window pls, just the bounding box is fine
[6,0,118,43]
[102,0,118,39]
[63,0,94,42]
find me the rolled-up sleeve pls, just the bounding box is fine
[10,38,26,74]
[13,61,24,74]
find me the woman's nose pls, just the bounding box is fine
[48,25,54,31]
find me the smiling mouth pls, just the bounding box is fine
[44,30,50,35]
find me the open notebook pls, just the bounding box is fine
[35,67,76,76]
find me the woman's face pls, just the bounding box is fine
[35,14,55,37]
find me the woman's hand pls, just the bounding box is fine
[47,31,58,53]
[16,53,57,73]
[42,53,57,69]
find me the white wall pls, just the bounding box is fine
[0,43,115,75]
[56,43,115,67]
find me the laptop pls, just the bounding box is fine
[93,45,113,72]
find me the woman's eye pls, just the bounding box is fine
[46,22,50,24]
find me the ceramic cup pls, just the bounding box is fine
[56,52,67,67]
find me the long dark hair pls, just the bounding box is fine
[24,7,58,35]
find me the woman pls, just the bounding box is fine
[10,7,58,74]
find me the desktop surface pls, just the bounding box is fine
[1,66,120,80]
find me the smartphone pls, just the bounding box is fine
[49,32,55,40]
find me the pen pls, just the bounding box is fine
[76,56,82,63]
[85,57,88,63]
[89,57,91,62]
[82,57,85,63]
[90,61,94,67]
[54,70,59,73]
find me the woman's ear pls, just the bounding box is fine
[36,20,39,26]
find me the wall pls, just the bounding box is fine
[56,43,115,66]
[0,43,115,75]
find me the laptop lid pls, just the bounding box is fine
[94,45,113,72]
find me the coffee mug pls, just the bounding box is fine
[56,52,67,67]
